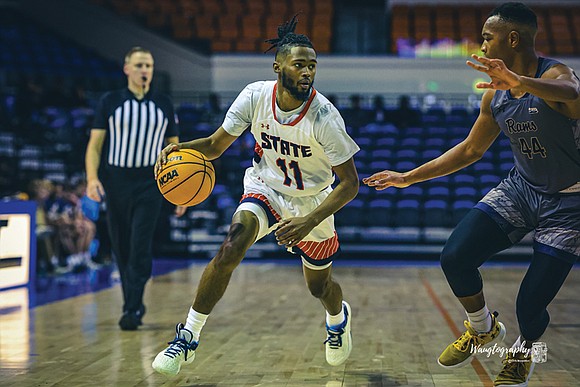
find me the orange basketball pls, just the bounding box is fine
[156,149,215,206]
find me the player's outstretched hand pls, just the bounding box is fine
[467,54,520,90]
[362,170,410,190]
[154,143,180,179]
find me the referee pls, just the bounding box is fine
[85,47,186,330]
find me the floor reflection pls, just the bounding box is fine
[0,287,29,368]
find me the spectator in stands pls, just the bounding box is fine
[70,84,90,108]
[364,3,580,386]
[28,179,57,275]
[201,92,225,127]
[390,94,419,129]
[13,75,45,136]
[85,46,185,331]
[151,16,359,376]
[46,181,96,272]
[341,94,372,129]
[371,95,387,123]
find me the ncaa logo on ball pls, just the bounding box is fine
[158,169,179,186]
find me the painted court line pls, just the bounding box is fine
[420,273,493,387]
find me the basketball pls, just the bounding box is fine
[156,149,215,206]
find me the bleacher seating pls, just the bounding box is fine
[391,4,580,57]
[0,8,124,91]
[94,0,334,53]
[1,91,519,254]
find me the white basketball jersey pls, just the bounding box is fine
[223,81,358,197]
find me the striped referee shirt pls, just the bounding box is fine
[92,88,179,168]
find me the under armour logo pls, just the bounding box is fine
[528,107,539,114]
[261,123,270,130]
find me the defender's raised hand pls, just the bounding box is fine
[467,54,521,90]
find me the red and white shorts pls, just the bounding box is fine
[234,167,340,270]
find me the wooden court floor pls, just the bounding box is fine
[1,261,579,386]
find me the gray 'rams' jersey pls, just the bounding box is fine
[490,57,580,194]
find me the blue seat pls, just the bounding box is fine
[394,160,417,171]
[354,136,372,149]
[453,174,476,186]
[499,150,514,162]
[499,162,514,174]
[401,185,425,200]
[400,137,422,148]
[472,162,495,174]
[449,126,469,137]
[451,200,476,225]
[376,137,396,148]
[336,199,366,227]
[357,184,373,201]
[480,186,496,197]
[405,126,424,137]
[395,199,421,227]
[427,126,448,138]
[455,186,479,201]
[421,149,442,161]
[498,137,511,149]
[427,186,450,200]
[423,199,450,227]
[448,137,464,147]
[424,138,446,149]
[368,160,391,171]
[479,174,501,186]
[371,149,393,161]
[367,199,393,227]
[395,149,419,162]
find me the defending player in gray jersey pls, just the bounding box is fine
[364,2,580,386]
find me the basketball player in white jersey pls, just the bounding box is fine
[152,16,360,376]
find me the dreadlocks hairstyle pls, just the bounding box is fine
[489,2,537,30]
[264,14,314,57]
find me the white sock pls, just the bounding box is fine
[326,303,345,327]
[184,307,208,342]
[466,305,492,333]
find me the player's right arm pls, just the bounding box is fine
[363,90,502,190]
[154,127,237,178]
[156,82,261,178]
[85,129,107,202]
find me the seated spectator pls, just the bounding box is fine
[202,93,225,126]
[390,95,420,129]
[28,179,57,275]
[46,181,96,272]
[342,94,373,130]
[371,95,388,123]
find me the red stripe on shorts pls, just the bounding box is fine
[240,193,282,221]
[295,232,339,260]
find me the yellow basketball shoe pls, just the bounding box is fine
[494,351,535,386]
[325,301,352,366]
[437,311,506,368]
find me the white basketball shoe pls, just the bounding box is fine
[325,301,352,366]
[152,323,198,376]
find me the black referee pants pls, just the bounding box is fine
[103,166,163,314]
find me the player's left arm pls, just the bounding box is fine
[468,55,580,117]
[275,158,359,248]
[165,136,179,145]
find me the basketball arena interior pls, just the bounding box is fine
[1,1,579,386]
